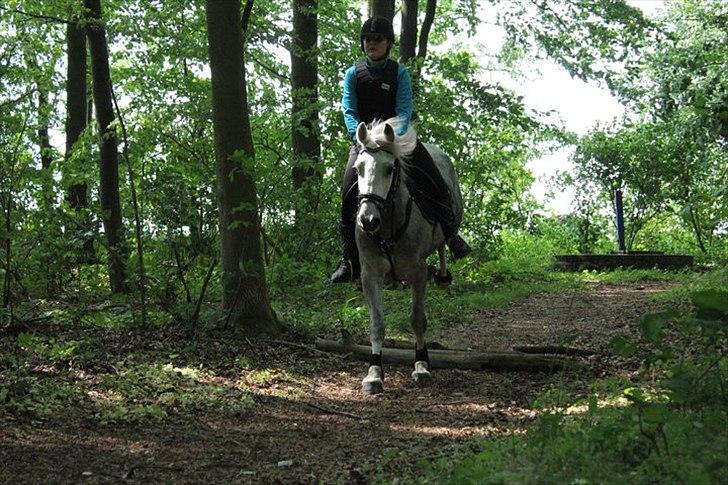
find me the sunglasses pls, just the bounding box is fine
[363,34,386,43]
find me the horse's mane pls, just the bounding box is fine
[367,117,417,160]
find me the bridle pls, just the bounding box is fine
[355,145,414,281]
[356,145,402,212]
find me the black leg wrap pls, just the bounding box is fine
[369,351,383,380]
[434,270,453,287]
[415,347,429,365]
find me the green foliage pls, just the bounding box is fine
[570,0,728,260]
[270,228,579,340]
[657,265,728,304]
[0,0,685,317]
[583,268,688,285]
[1,334,256,424]
[93,363,254,424]
[489,0,657,85]
[425,270,728,484]
[17,332,86,362]
[1,378,86,418]
[571,117,727,257]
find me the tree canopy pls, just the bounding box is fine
[0,0,724,324]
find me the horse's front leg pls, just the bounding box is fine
[361,269,385,395]
[410,261,432,386]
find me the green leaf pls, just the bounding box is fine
[661,368,696,404]
[638,311,675,345]
[623,387,645,404]
[587,395,598,413]
[691,290,728,321]
[610,334,636,357]
[642,402,669,424]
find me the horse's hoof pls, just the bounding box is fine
[362,365,384,395]
[411,361,432,386]
[434,270,453,288]
[362,378,383,394]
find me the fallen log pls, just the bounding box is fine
[513,345,596,357]
[315,338,583,373]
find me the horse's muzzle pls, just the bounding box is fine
[360,214,380,233]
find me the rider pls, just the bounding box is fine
[330,16,471,283]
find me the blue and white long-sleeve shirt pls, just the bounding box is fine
[341,59,413,140]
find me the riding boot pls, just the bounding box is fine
[330,223,361,283]
[331,147,362,284]
[447,234,472,260]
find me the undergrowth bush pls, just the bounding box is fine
[270,229,578,338]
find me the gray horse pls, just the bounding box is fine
[353,118,464,394]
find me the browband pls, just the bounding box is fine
[358,144,392,155]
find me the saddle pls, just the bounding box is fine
[401,143,454,228]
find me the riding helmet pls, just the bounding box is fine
[360,16,395,53]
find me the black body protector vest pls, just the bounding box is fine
[355,59,399,124]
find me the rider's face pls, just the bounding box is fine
[363,35,389,61]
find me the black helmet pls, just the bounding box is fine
[360,16,395,52]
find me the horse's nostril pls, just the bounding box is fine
[361,215,380,232]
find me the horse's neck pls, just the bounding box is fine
[381,173,412,239]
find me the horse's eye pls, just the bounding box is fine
[386,166,394,175]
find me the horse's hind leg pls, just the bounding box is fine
[361,270,385,395]
[410,262,432,386]
[434,245,452,288]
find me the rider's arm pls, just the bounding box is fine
[342,66,360,141]
[395,64,413,136]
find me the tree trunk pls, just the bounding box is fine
[369,0,394,21]
[84,0,127,293]
[65,20,88,211]
[2,188,11,310]
[205,0,278,333]
[688,206,708,254]
[417,0,437,59]
[291,0,321,252]
[399,0,417,63]
[37,90,53,170]
[291,0,320,190]
[65,20,96,264]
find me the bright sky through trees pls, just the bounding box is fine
[475,0,666,214]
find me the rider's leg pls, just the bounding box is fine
[407,141,471,259]
[331,146,362,283]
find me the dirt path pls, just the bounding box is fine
[0,282,672,483]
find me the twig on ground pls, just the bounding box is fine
[415,399,471,413]
[304,401,368,420]
[268,339,342,359]
[122,464,183,480]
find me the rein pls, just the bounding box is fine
[356,146,414,282]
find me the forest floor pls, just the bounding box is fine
[0,280,674,483]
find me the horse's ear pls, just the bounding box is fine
[383,123,395,143]
[356,122,368,146]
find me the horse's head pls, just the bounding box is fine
[354,121,398,234]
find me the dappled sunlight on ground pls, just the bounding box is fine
[1,281,677,482]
